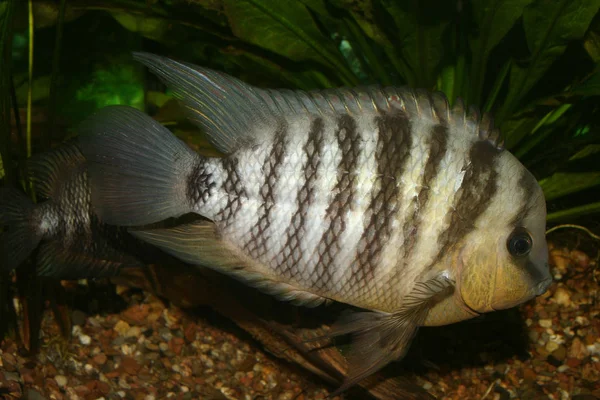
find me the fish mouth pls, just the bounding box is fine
[535,277,553,296]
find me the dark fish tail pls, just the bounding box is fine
[77,106,204,226]
[0,188,44,272]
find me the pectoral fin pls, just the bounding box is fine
[326,275,455,395]
[130,221,328,308]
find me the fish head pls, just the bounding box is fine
[457,153,552,315]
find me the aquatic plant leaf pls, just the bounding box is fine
[498,0,600,121]
[468,0,532,105]
[567,71,600,97]
[547,201,600,223]
[111,11,169,43]
[380,0,454,88]
[75,64,144,111]
[540,172,600,201]
[222,0,357,86]
[570,144,600,161]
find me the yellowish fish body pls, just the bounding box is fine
[79,52,552,393]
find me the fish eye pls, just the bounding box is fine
[507,228,533,258]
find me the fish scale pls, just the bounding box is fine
[77,52,553,393]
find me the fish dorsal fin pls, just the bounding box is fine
[129,220,327,308]
[324,274,455,395]
[134,52,277,154]
[28,144,85,199]
[134,52,504,153]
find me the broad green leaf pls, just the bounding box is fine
[381,0,454,88]
[499,0,600,121]
[567,71,600,97]
[540,171,600,201]
[223,0,357,86]
[570,144,600,161]
[501,114,539,150]
[547,201,600,223]
[111,11,169,42]
[468,0,532,105]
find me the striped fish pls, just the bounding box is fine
[78,53,552,392]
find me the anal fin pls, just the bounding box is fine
[325,275,455,395]
[37,240,143,279]
[130,221,327,308]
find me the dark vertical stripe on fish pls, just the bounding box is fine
[403,124,449,261]
[424,140,501,274]
[278,118,325,278]
[311,115,361,289]
[244,124,288,259]
[215,157,247,228]
[346,112,412,288]
[510,170,539,226]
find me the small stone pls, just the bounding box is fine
[126,326,142,338]
[546,340,560,353]
[55,375,68,387]
[159,342,169,352]
[79,334,92,346]
[145,342,159,352]
[114,320,131,336]
[71,310,87,326]
[93,353,107,366]
[569,337,589,359]
[552,345,567,361]
[557,365,570,373]
[523,368,536,381]
[84,364,94,374]
[552,287,572,307]
[422,381,433,390]
[278,391,295,400]
[120,356,141,374]
[539,319,553,328]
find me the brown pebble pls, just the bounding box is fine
[552,345,567,361]
[121,356,141,374]
[121,304,150,325]
[569,337,589,359]
[523,368,537,381]
[93,353,107,366]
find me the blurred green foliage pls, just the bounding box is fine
[1,0,600,223]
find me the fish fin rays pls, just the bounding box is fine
[28,144,85,200]
[133,52,275,154]
[77,105,199,226]
[37,239,141,279]
[0,188,43,272]
[325,275,455,395]
[129,220,327,308]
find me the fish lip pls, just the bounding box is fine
[536,277,553,296]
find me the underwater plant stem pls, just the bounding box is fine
[47,0,67,148]
[26,0,33,160]
[546,224,600,241]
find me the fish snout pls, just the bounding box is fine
[535,276,553,296]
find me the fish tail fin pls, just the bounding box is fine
[0,188,44,272]
[78,105,202,226]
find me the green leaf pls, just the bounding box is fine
[223,0,358,86]
[539,171,600,201]
[566,71,600,97]
[381,0,454,88]
[111,11,170,43]
[547,201,600,222]
[498,0,600,121]
[569,144,600,161]
[468,0,532,105]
